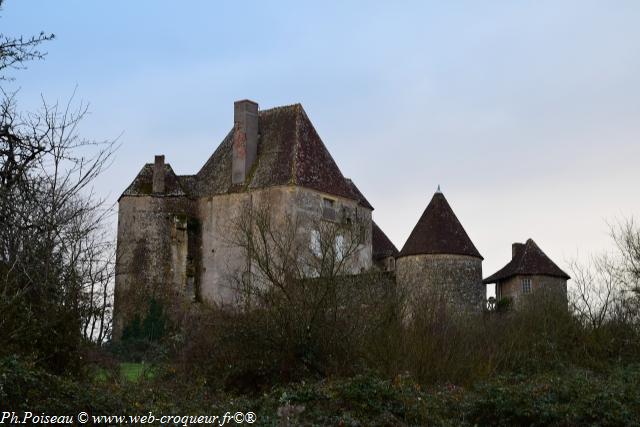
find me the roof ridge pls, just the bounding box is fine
[259,103,303,115]
[289,104,302,185]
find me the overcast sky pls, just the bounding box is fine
[3,1,639,288]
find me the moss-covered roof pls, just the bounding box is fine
[122,103,366,206]
[195,104,358,201]
[121,163,187,198]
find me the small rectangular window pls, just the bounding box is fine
[323,198,334,209]
[522,278,532,294]
[334,234,345,261]
[322,197,336,221]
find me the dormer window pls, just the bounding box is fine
[522,278,532,294]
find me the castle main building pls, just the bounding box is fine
[114,100,568,338]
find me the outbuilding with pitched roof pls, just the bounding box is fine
[483,239,569,303]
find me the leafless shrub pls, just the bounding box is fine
[0,0,54,81]
[569,218,640,329]
[0,89,117,370]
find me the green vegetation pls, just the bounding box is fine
[120,363,156,382]
[2,356,639,426]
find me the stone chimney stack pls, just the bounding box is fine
[232,99,259,184]
[153,155,165,194]
[512,242,525,259]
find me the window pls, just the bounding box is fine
[386,257,395,272]
[322,197,336,221]
[334,234,345,261]
[342,206,353,224]
[323,197,335,209]
[310,229,322,257]
[522,278,532,294]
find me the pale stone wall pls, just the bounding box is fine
[196,185,373,306]
[497,274,567,304]
[197,191,251,305]
[396,254,484,312]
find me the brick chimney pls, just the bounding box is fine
[512,242,525,259]
[232,99,259,185]
[153,155,165,193]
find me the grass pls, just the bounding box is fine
[120,362,155,382]
[91,362,153,382]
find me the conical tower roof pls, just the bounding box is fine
[398,191,483,259]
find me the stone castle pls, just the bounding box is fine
[113,100,569,338]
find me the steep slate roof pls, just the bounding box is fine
[194,104,358,202]
[176,175,197,196]
[121,163,187,198]
[372,221,399,260]
[121,103,365,206]
[483,239,570,284]
[398,191,483,259]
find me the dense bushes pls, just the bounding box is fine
[175,274,400,391]
[259,367,640,426]
[3,355,639,426]
[178,288,638,389]
[3,282,640,424]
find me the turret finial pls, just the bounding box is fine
[436,184,441,193]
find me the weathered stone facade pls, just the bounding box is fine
[113,195,197,339]
[495,275,568,304]
[115,185,373,334]
[195,185,372,305]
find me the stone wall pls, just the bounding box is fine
[114,185,374,337]
[196,185,373,306]
[396,254,484,312]
[113,195,195,339]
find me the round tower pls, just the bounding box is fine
[396,188,484,312]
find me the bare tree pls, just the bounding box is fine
[0,0,54,80]
[217,201,391,378]
[568,254,619,329]
[0,90,117,369]
[0,0,116,372]
[229,201,368,305]
[610,218,640,292]
[569,217,640,328]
